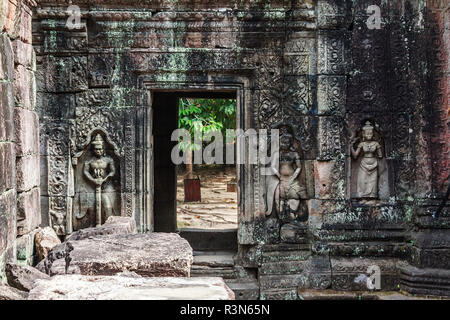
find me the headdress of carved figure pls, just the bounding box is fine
[91,134,105,156]
[92,134,104,148]
[362,121,374,141]
[279,126,294,150]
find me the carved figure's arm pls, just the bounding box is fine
[351,142,362,159]
[104,157,116,181]
[376,143,382,158]
[83,161,96,184]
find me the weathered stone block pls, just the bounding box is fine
[66,216,137,241]
[34,226,61,262]
[314,160,346,199]
[16,154,40,192]
[16,231,37,265]
[0,0,8,32]
[280,224,308,244]
[318,117,345,160]
[5,263,49,292]
[260,288,298,300]
[14,65,33,109]
[12,40,33,68]
[318,32,346,75]
[317,0,351,29]
[317,75,346,115]
[330,257,399,291]
[0,34,14,82]
[0,142,15,194]
[17,187,41,236]
[38,233,193,277]
[225,279,259,300]
[0,190,16,253]
[259,274,308,291]
[399,262,450,297]
[260,260,309,276]
[4,0,17,38]
[14,108,39,156]
[17,7,32,44]
[29,275,235,300]
[0,283,27,300]
[44,56,88,93]
[0,83,14,141]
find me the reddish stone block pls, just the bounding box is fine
[314,161,333,199]
[14,65,34,109]
[16,154,39,192]
[14,108,39,156]
[12,40,33,68]
[0,33,14,81]
[17,187,41,236]
[18,6,32,44]
[4,0,17,36]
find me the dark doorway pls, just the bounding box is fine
[152,91,237,234]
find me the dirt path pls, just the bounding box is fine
[177,166,238,229]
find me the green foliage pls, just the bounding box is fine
[178,98,236,151]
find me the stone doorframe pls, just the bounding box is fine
[140,76,259,244]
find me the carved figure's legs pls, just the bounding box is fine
[102,193,114,220]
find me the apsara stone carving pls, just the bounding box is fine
[265,125,308,223]
[351,120,383,199]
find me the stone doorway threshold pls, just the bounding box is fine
[179,228,260,300]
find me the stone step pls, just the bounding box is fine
[191,265,236,279]
[193,251,235,267]
[179,228,237,251]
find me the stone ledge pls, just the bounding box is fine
[399,263,450,297]
[28,275,235,300]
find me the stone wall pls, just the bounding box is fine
[0,0,40,281]
[32,0,449,298]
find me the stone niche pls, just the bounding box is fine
[71,130,121,231]
[349,119,391,201]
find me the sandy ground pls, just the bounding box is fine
[177,166,238,229]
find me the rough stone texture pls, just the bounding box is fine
[37,233,193,277]
[14,107,39,156]
[0,0,446,299]
[66,216,137,241]
[17,187,41,236]
[28,275,235,300]
[15,230,37,265]
[0,283,27,300]
[34,226,61,262]
[399,262,450,297]
[0,0,40,281]
[5,263,49,292]
[16,154,40,192]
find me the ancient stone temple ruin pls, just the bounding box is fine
[0,0,449,299]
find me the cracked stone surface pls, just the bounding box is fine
[36,233,193,277]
